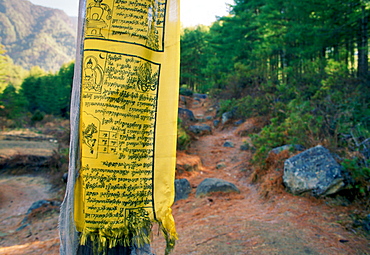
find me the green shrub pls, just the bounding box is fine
[31,110,45,122]
[177,118,191,150]
[342,158,370,195]
[251,98,324,165]
[217,95,270,119]
[217,98,237,117]
[179,87,193,97]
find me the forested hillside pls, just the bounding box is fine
[0,0,76,71]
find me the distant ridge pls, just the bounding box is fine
[0,0,77,71]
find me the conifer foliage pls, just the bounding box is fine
[0,53,74,125]
[179,0,369,195]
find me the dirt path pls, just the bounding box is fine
[0,131,61,255]
[151,97,370,254]
[0,175,60,255]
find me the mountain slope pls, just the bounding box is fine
[0,0,76,71]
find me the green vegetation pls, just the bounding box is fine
[342,158,370,195]
[0,46,74,126]
[177,118,191,150]
[20,62,74,117]
[180,0,369,196]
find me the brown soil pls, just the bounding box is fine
[0,176,60,254]
[0,100,369,254]
[153,97,370,254]
[0,130,62,254]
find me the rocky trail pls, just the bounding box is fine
[0,96,369,254]
[151,96,370,254]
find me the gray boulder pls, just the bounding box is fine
[175,179,192,202]
[283,145,345,197]
[213,120,220,128]
[193,93,207,99]
[221,111,234,125]
[188,124,212,136]
[221,107,237,125]
[234,120,244,126]
[178,108,196,122]
[196,178,240,197]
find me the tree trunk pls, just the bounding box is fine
[357,5,369,80]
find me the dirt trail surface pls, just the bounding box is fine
[0,130,61,254]
[0,176,59,253]
[151,97,370,254]
[0,99,369,254]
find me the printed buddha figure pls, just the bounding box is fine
[83,57,103,92]
[86,0,112,37]
[84,59,96,89]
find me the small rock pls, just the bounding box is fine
[196,178,240,197]
[222,111,234,125]
[195,114,205,122]
[175,179,192,202]
[234,120,244,126]
[240,143,250,151]
[216,163,226,169]
[193,93,207,99]
[188,125,212,136]
[223,141,234,148]
[62,172,68,183]
[178,108,196,122]
[213,120,220,128]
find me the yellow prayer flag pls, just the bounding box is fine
[59,0,180,253]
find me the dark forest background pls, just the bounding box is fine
[0,0,369,197]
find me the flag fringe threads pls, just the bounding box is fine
[78,208,177,254]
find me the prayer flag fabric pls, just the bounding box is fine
[59,0,180,254]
